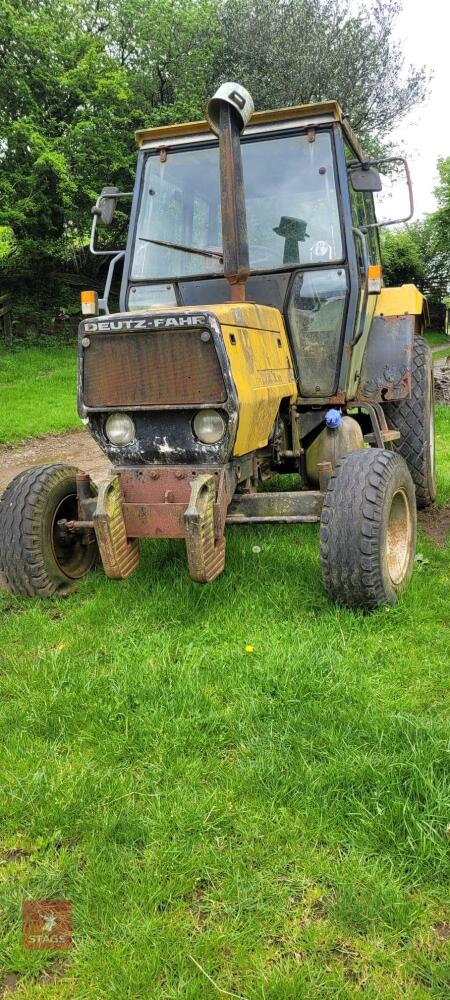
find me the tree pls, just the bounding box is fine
[431,157,450,261]
[381,225,426,291]
[0,0,219,278]
[214,0,428,149]
[0,0,428,284]
[381,218,450,306]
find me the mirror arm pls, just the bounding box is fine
[89,191,133,256]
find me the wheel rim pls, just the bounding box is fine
[51,494,96,580]
[386,488,413,585]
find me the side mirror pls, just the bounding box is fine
[349,165,382,193]
[92,186,119,226]
[89,187,132,257]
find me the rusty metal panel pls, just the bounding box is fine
[118,467,220,504]
[119,467,224,540]
[357,315,414,403]
[83,329,227,407]
[123,502,187,538]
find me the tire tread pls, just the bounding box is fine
[0,464,81,597]
[320,448,416,609]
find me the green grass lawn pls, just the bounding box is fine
[0,386,449,996]
[0,342,79,444]
[424,330,449,349]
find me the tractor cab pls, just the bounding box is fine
[90,95,412,404]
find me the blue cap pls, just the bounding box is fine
[325,408,342,429]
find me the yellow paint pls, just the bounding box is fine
[375,285,427,319]
[120,301,296,457]
[211,302,297,457]
[136,100,342,146]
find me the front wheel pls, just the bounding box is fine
[0,465,97,597]
[320,449,416,609]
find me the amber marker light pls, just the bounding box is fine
[81,290,99,316]
[368,265,382,293]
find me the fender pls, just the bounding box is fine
[356,285,428,403]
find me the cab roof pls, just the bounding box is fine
[135,99,365,160]
[137,100,339,142]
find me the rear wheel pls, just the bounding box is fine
[0,465,97,597]
[384,336,436,508]
[320,448,416,609]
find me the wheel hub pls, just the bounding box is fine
[51,494,96,580]
[386,488,413,585]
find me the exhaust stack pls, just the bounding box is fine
[206,83,254,301]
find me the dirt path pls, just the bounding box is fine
[0,430,109,493]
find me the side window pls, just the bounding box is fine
[361,193,381,264]
[287,268,348,397]
[344,142,381,265]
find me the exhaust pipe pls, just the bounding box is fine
[206,83,254,301]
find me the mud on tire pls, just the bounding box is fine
[320,448,416,610]
[0,464,97,598]
[384,336,436,509]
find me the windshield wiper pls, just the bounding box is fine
[139,236,223,263]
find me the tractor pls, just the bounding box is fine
[0,83,435,608]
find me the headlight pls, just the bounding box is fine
[193,409,226,444]
[105,412,135,446]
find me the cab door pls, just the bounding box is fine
[345,150,382,398]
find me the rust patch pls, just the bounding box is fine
[118,467,226,540]
[118,467,220,505]
[418,503,450,548]
[83,328,226,407]
[123,501,186,538]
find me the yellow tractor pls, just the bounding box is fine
[0,84,435,608]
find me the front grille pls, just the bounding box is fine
[83,328,227,408]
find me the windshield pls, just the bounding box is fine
[131,131,343,281]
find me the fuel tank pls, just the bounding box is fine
[305,413,364,486]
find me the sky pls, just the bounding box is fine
[382,0,448,219]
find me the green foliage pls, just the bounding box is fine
[432,157,450,261]
[0,0,219,278]
[216,0,428,151]
[0,0,428,281]
[381,225,425,289]
[381,160,450,305]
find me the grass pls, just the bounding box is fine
[424,330,448,349]
[0,371,449,997]
[0,342,79,444]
